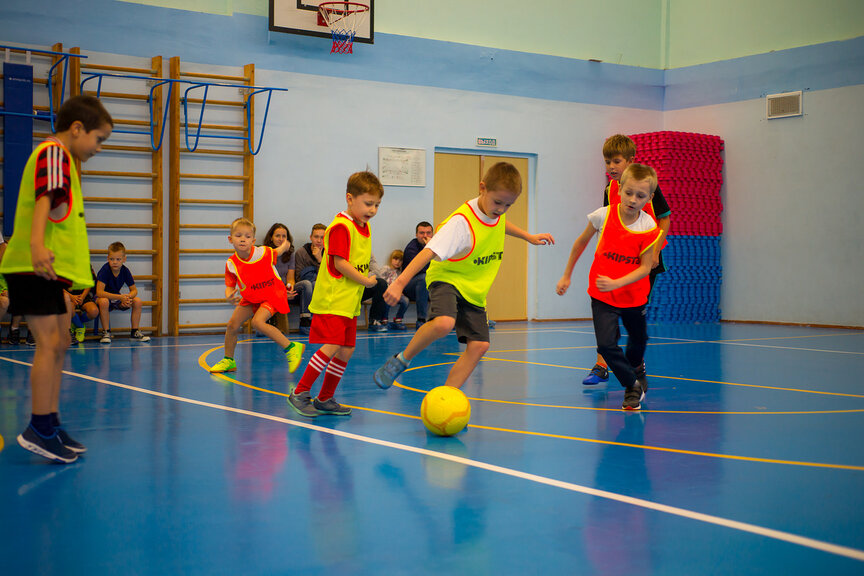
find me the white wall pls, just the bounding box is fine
[665,84,864,326]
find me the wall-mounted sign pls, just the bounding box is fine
[476,137,497,148]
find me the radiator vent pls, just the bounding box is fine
[766,91,803,119]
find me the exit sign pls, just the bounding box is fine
[476,137,497,147]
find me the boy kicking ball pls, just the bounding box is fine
[210,217,305,374]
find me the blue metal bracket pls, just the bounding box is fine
[0,44,87,133]
[80,71,286,155]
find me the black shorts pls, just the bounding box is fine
[428,281,489,344]
[6,273,69,316]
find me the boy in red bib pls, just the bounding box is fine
[210,218,305,374]
[287,172,383,417]
[557,164,665,410]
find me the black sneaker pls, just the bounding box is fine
[25,331,36,346]
[288,390,318,418]
[313,397,352,415]
[622,381,645,411]
[17,425,78,463]
[632,362,649,395]
[56,428,87,454]
[7,328,20,345]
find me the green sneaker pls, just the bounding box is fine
[285,341,306,373]
[74,327,86,343]
[210,357,237,373]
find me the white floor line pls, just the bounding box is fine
[2,355,862,563]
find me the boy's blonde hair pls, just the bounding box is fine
[620,164,657,194]
[603,134,636,160]
[482,162,522,194]
[347,171,384,198]
[230,217,256,235]
[388,249,404,263]
[108,241,126,255]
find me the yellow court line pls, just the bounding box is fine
[476,355,864,399]
[194,347,864,472]
[391,381,864,415]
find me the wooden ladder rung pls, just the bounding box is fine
[179,249,233,254]
[82,170,157,178]
[181,123,245,132]
[178,224,232,229]
[88,223,158,229]
[91,249,157,255]
[101,144,154,153]
[81,63,157,74]
[185,98,244,107]
[179,173,247,181]
[180,71,249,82]
[84,196,158,204]
[113,118,153,127]
[83,91,149,101]
[178,198,247,205]
[179,274,224,279]
[180,148,244,156]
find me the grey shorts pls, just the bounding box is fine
[428,281,489,344]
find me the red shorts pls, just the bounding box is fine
[239,295,289,316]
[309,313,357,347]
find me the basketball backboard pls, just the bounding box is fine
[269,1,374,44]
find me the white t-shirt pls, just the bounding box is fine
[588,206,656,233]
[425,198,499,262]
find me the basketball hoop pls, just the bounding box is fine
[318,2,370,54]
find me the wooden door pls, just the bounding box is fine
[433,153,529,321]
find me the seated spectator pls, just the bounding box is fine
[293,223,326,335]
[0,237,31,344]
[402,221,433,328]
[95,242,151,343]
[374,249,409,331]
[65,266,99,343]
[263,223,303,332]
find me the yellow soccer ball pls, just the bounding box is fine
[421,386,471,436]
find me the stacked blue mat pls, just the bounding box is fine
[647,235,722,323]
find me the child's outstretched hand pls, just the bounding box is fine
[528,233,555,246]
[595,275,620,292]
[556,276,571,295]
[228,289,242,304]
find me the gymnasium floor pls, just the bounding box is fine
[1,321,863,575]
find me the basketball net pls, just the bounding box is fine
[318,2,370,54]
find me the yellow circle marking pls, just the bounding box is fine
[196,343,864,471]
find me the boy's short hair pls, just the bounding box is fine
[389,249,404,262]
[311,223,327,234]
[602,134,636,160]
[347,171,384,199]
[482,162,522,195]
[108,241,126,255]
[620,164,658,194]
[230,217,256,235]
[56,95,114,133]
[415,221,432,232]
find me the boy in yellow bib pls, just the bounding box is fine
[288,172,383,417]
[0,95,113,463]
[374,162,554,391]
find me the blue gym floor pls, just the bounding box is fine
[1,321,863,575]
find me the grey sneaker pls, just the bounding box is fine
[17,425,78,464]
[313,397,352,415]
[56,428,87,454]
[132,330,151,343]
[99,330,112,344]
[632,362,649,395]
[622,381,645,410]
[374,353,408,389]
[288,390,318,418]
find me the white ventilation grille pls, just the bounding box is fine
[766,91,803,119]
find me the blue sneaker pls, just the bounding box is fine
[374,353,408,389]
[17,425,78,464]
[582,364,609,385]
[368,320,388,333]
[387,320,408,331]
